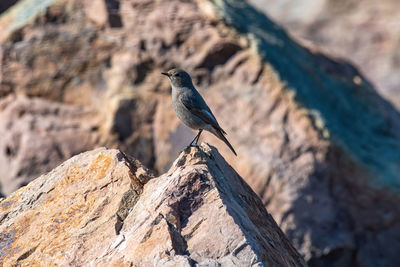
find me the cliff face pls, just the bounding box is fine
[1,0,400,266]
[0,145,306,266]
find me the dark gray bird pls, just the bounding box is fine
[162,68,237,156]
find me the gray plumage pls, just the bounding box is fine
[162,68,237,156]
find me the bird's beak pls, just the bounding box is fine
[161,72,169,77]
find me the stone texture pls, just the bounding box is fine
[0,0,18,14]
[0,0,400,266]
[0,95,100,195]
[0,145,306,266]
[248,0,400,109]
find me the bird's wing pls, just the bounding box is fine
[180,92,226,134]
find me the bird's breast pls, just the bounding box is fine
[171,90,203,130]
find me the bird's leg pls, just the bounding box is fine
[194,129,203,145]
[189,129,203,147]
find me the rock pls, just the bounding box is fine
[248,0,400,109]
[0,145,306,266]
[203,2,400,266]
[0,0,60,43]
[0,0,18,14]
[0,95,100,195]
[84,0,108,27]
[1,0,400,266]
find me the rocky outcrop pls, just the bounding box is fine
[0,95,100,195]
[248,0,400,109]
[1,0,400,266]
[0,144,306,266]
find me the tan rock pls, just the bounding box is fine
[84,0,108,27]
[0,145,305,266]
[0,95,100,195]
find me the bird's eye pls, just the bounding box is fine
[175,73,180,77]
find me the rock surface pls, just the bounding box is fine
[1,0,400,266]
[248,0,400,109]
[0,0,17,14]
[0,144,306,266]
[0,95,100,195]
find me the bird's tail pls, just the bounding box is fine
[210,127,237,156]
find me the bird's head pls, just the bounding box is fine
[161,68,192,87]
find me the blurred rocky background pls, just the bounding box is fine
[249,0,400,110]
[0,0,399,266]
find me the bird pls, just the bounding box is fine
[162,68,237,156]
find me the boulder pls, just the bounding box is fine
[0,95,99,195]
[248,0,400,109]
[0,144,306,266]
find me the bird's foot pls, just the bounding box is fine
[183,144,200,153]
